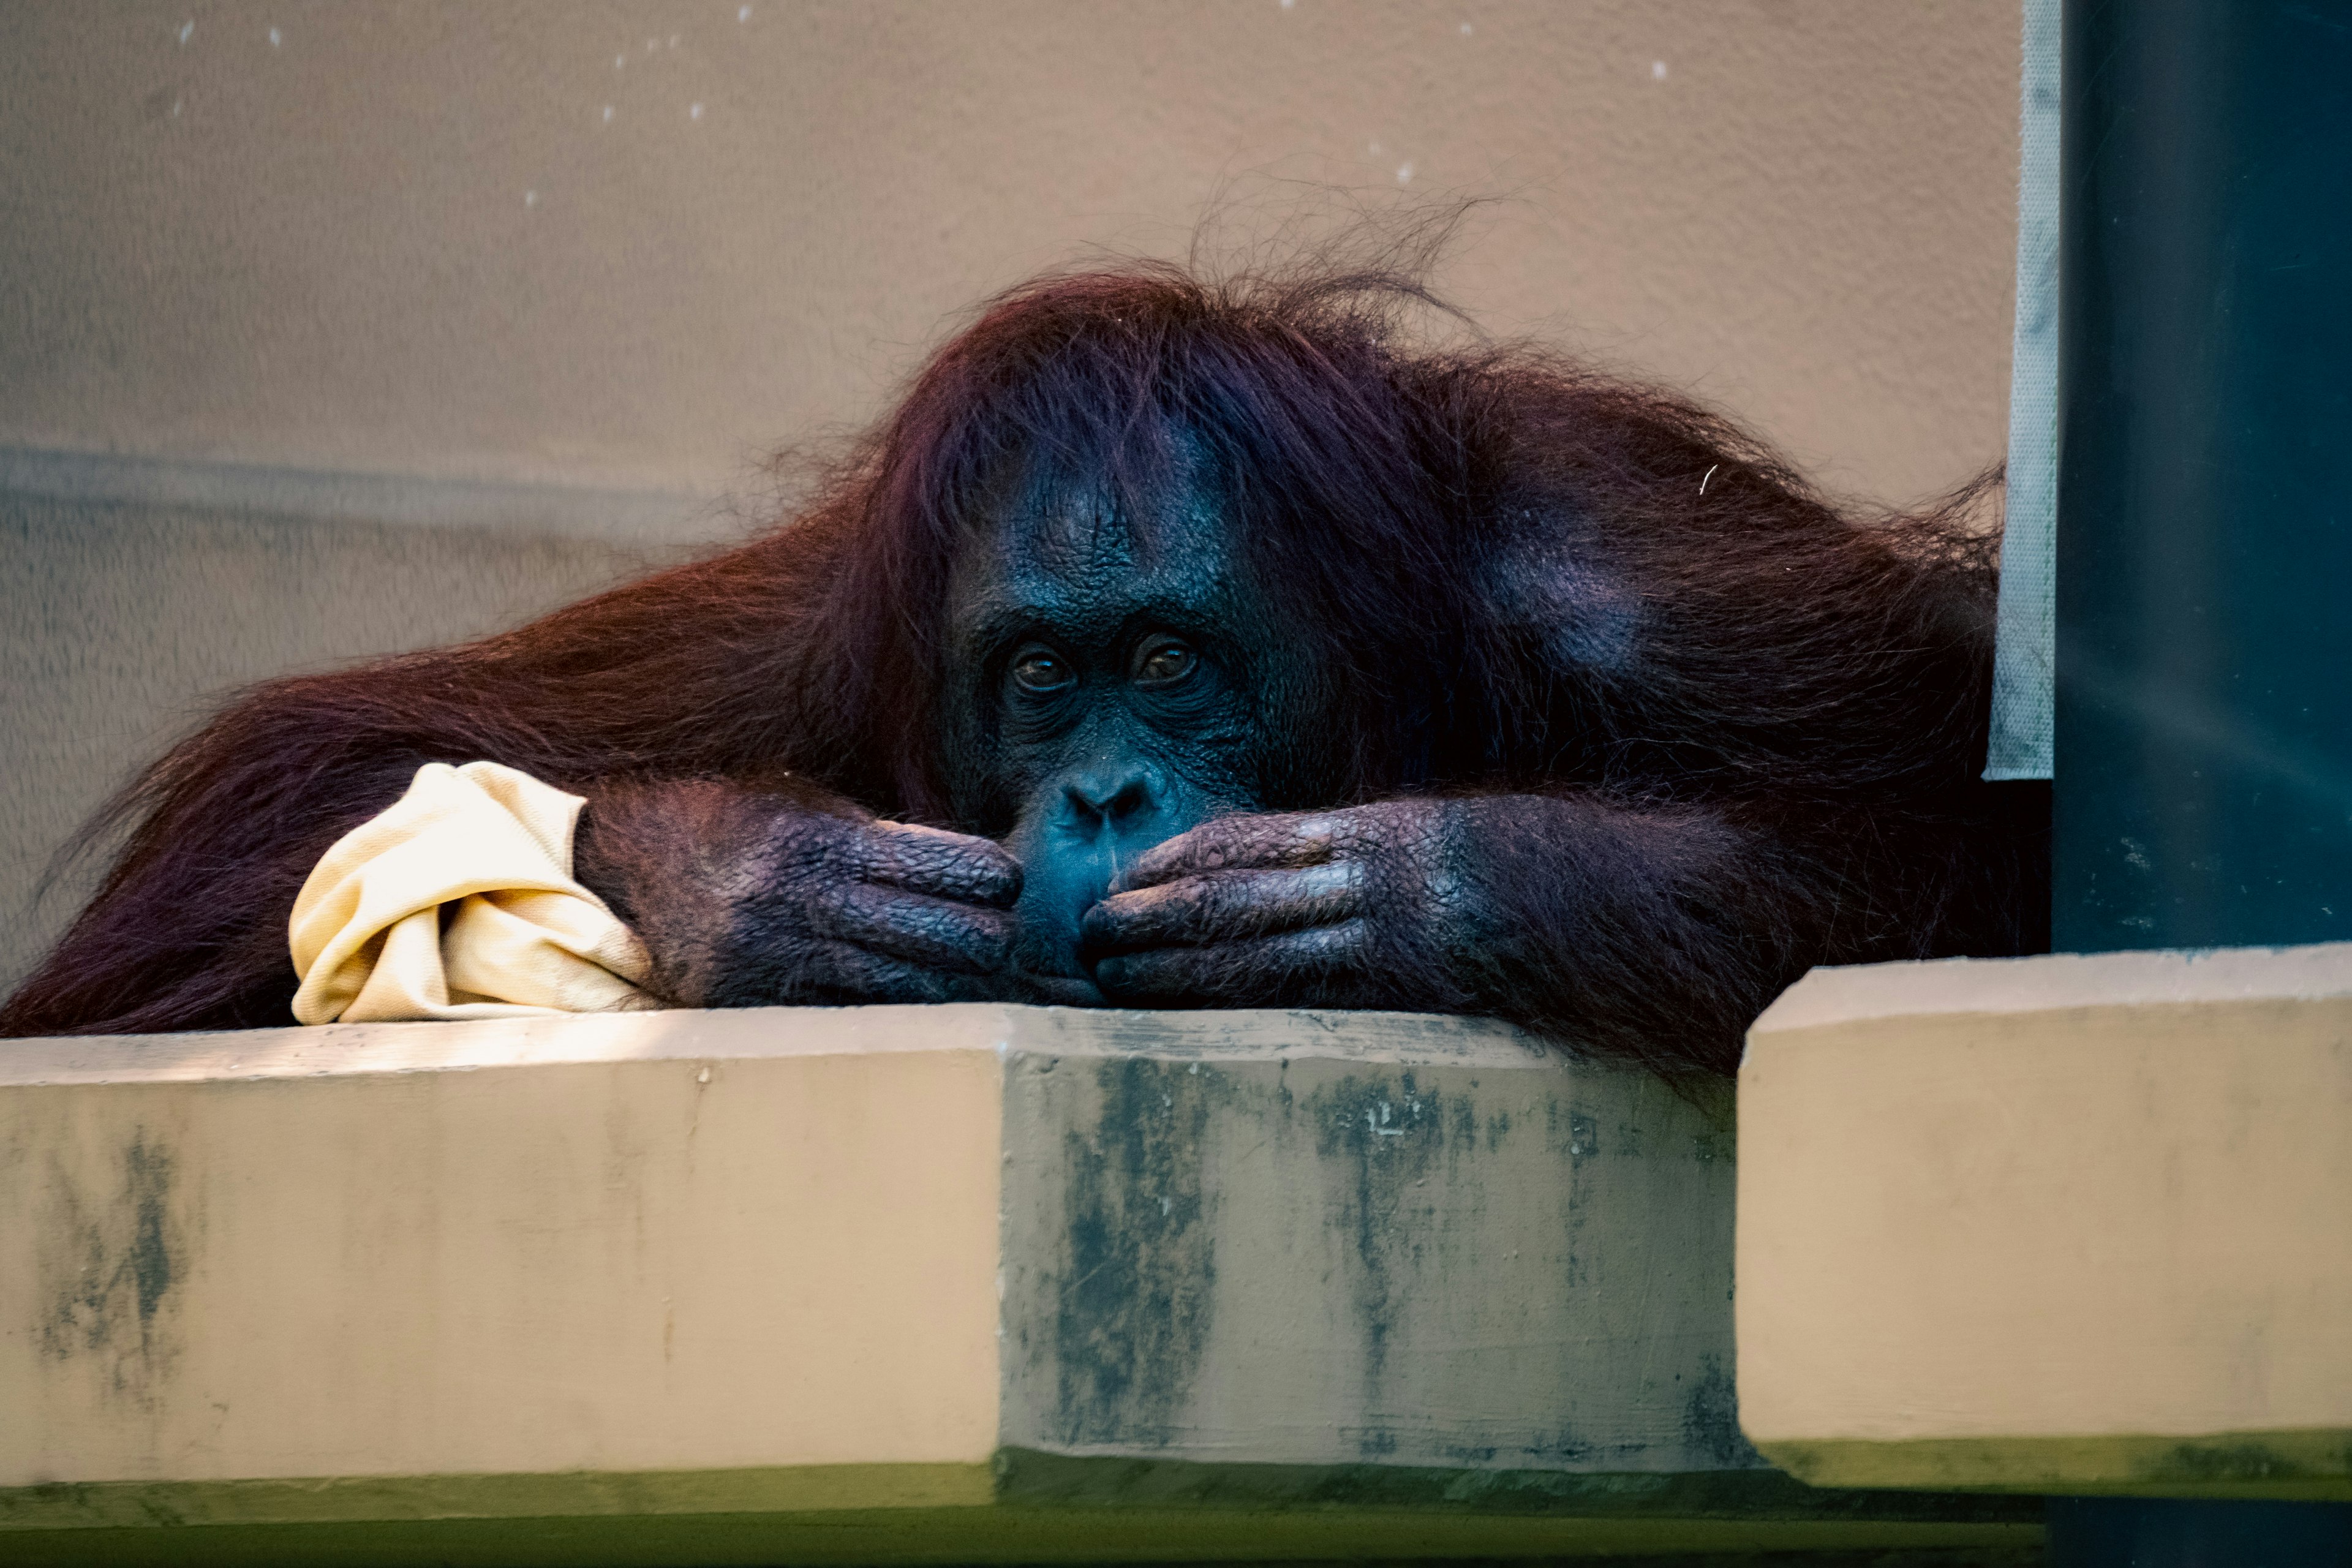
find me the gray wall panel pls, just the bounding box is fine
[1,490,655,994]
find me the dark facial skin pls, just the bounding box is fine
[572,471,1336,1012]
[577,473,1496,1018]
[938,479,1310,1002]
[570,475,1322,1012]
[573,470,1792,1051]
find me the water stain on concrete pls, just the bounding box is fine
[1305,1071,1445,1422]
[1681,1352,1766,1468]
[1050,1057,1222,1445]
[1004,1042,1752,1478]
[37,1129,185,1406]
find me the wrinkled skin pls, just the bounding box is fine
[576,777,1020,1008]
[1084,802,1471,1008]
[575,477,1523,1017]
[935,473,1330,1004]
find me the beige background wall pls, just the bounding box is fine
[0,1,2021,997]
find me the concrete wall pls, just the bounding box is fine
[0,1003,2040,1559]
[0,1,2023,992]
[1741,942,2352,1501]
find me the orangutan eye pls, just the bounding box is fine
[1009,646,1075,694]
[1131,636,1197,686]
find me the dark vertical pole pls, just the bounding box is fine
[2056,0,2352,954]
[2051,1,2352,1559]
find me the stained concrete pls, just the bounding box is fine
[999,1012,1744,1473]
[1738,943,2352,1501]
[0,1004,2037,1560]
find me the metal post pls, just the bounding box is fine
[2056,0,2352,952]
[2051,0,2352,1556]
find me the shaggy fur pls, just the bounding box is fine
[1,258,2046,1067]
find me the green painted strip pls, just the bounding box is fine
[1757,1430,2352,1499]
[992,1447,2041,1523]
[0,1448,2060,1562]
[0,1450,2049,1532]
[1,1446,2059,1540]
[0,1463,997,1531]
[0,1504,2043,1567]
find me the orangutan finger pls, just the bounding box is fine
[853,820,1023,907]
[808,941,1005,1004]
[1091,918,1373,1004]
[823,881,1014,975]
[1083,862,1363,952]
[1118,813,1347,888]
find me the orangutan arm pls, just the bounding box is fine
[1079,793,1817,1072]
[573,777,1024,1008]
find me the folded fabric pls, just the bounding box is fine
[289,761,657,1025]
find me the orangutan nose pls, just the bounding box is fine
[1004,756,1196,996]
[1061,761,1161,834]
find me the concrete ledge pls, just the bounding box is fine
[0,1005,2031,1562]
[1738,944,2352,1501]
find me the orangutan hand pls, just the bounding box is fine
[575,778,1023,1007]
[1078,799,1482,1013]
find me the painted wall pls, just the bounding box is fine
[0,1,2022,995]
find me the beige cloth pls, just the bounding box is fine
[290,761,657,1025]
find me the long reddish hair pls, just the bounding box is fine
[4,256,2018,1039]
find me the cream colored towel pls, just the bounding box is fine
[290,761,657,1025]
